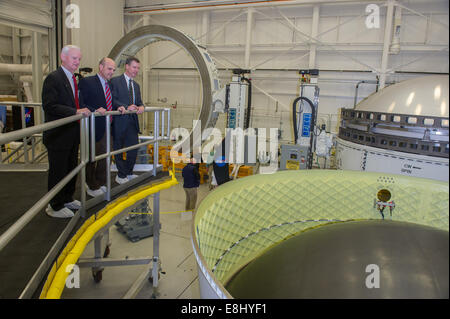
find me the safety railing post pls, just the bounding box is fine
[0,107,171,253]
[166,109,171,139]
[152,191,160,290]
[153,111,159,176]
[161,110,165,140]
[80,116,88,218]
[90,113,96,162]
[105,114,112,201]
[21,105,29,164]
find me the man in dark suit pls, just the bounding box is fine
[110,57,144,184]
[42,45,91,218]
[78,57,116,197]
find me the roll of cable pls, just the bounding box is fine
[316,130,333,158]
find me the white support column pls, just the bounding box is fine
[244,8,254,69]
[11,28,21,97]
[309,5,320,69]
[48,0,58,72]
[31,32,43,102]
[143,15,151,135]
[379,0,395,89]
[201,11,210,46]
[70,0,80,48]
[32,31,43,126]
[12,28,20,65]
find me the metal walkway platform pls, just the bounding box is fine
[0,169,169,299]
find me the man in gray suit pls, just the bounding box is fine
[110,57,144,184]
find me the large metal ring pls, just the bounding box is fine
[108,25,221,138]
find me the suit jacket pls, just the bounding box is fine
[110,74,142,137]
[42,67,81,150]
[78,75,109,142]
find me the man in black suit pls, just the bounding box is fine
[110,57,144,184]
[42,45,91,218]
[79,57,116,197]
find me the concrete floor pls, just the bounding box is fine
[62,179,211,299]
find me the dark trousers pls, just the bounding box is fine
[86,132,110,190]
[184,187,198,211]
[47,142,79,211]
[113,117,139,178]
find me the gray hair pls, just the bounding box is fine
[61,45,81,55]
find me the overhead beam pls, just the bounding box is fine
[379,0,395,89]
[125,0,386,15]
[244,8,254,69]
[309,5,320,69]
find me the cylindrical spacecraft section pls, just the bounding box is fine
[336,75,449,181]
[191,170,449,298]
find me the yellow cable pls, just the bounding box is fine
[128,209,193,215]
[40,168,178,299]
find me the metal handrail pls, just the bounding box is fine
[0,106,171,252]
[0,102,46,164]
[0,162,85,251]
[0,101,43,107]
[1,135,44,164]
[0,108,169,146]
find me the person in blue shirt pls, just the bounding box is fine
[213,155,231,186]
[182,157,200,211]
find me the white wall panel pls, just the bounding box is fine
[0,37,13,58]
[71,0,124,71]
[401,14,428,43]
[317,16,339,43]
[0,0,52,33]
[122,0,448,140]
[149,41,197,69]
[316,51,381,71]
[294,17,313,43]
[427,14,449,44]
[389,52,449,73]
[339,16,384,44]
[253,17,296,45]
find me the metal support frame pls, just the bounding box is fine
[0,103,46,167]
[66,106,169,299]
[0,105,171,299]
[309,5,320,69]
[379,0,395,89]
[339,108,449,158]
[31,32,43,128]
[244,8,254,70]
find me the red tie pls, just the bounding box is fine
[72,74,80,110]
[105,82,113,122]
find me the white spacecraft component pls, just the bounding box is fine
[336,75,449,182]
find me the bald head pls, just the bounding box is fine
[98,57,116,81]
[60,45,81,74]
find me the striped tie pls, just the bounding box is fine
[72,74,80,109]
[128,79,134,105]
[105,82,112,122]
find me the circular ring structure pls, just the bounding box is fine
[192,170,449,298]
[108,25,221,135]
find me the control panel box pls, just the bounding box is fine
[280,144,310,170]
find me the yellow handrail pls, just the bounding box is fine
[40,169,178,299]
